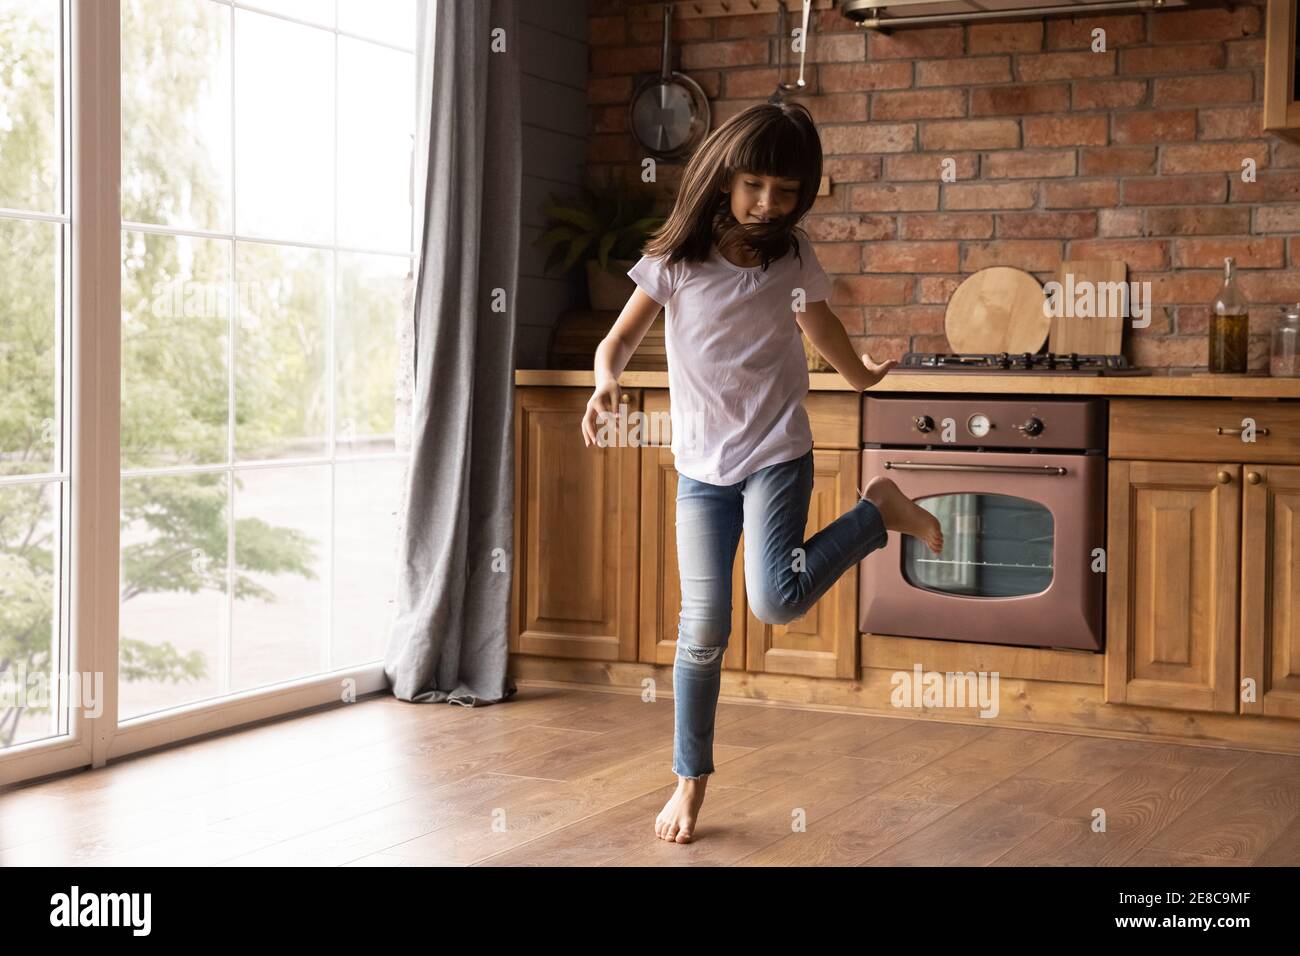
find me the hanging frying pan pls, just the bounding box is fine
[629,3,710,161]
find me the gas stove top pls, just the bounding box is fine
[899,352,1150,376]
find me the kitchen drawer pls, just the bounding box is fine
[640,389,859,449]
[1110,399,1300,465]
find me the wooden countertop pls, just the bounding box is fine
[516,368,1300,399]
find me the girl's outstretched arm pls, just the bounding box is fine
[796,300,896,391]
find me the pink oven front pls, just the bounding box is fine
[858,446,1106,652]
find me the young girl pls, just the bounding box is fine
[580,102,943,844]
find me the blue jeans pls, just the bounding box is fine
[671,448,888,780]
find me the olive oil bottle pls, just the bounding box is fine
[1208,256,1248,373]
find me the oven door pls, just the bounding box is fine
[859,448,1104,651]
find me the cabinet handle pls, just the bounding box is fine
[1247,471,1263,485]
[1216,425,1270,436]
[1217,470,1232,484]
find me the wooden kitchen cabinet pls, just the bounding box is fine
[1264,0,1300,142]
[638,388,861,677]
[1105,460,1240,714]
[510,387,640,662]
[1241,464,1300,720]
[1107,397,1300,718]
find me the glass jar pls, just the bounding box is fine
[1272,303,1300,378]
[1208,256,1248,373]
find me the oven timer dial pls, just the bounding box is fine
[966,413,992,438]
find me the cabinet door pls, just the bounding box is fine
[1241,464,1300,719]
[638,445,747,669]
[746,449,860,680]
[1105,461,1239,713]
[511,387,639,661]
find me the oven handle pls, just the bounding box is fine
[884,461,1068,476]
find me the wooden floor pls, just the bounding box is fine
[3,684,1299,866]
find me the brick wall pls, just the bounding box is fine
[585,0,1299,372]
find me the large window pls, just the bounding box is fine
[117,0,415,720]
[1,0,419,771]
[0,0,72,751]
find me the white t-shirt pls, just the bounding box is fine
[627,232,833,486]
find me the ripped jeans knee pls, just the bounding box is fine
[677,642,724,666]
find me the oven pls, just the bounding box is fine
[859,396,1107,652]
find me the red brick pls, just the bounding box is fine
[996,211,1098,239]
[1098,209,1144,236]
[823,156,882,183]
[591,45,662,76]
[1129,336,1210,370]
[867,26,963,59]
[1275,141,1300,167]
[851,334,911,359]
[884,153,978,181]
[817,61,912,93]
[1151,73,1253,105]
[1149,7,1261,42]
[862,242,959,273]
[1079,146,1156,176]
[1226,37,1265,68]
[822,124,916,154]
[1254,206,1300,233]
[1197,107,1263,140]
[588,75,634,105]
[589,15,626,46]
[1120,42,1226,74]
[810,190,845,215]
[873,89,966,120]
[915,58,1011,86]
[944,182,1037,210]
[1160,143,1268,174]
[588,134,632,163]
[680,39,768,70]
[1041,179,1120,208]
[1112,110,1197,143]
[800,33,867,64]
[1145,207,1251,236]
[591,105,627,134]
[812,242,862,274]
[723,68,783,98]
[848,183,940,212]
[1174,238,1285,269]
[1231,171,1300,202]
[1071,78,1147,109]
[1067,239,1170,269]
[830,275,916,305]
[803,93,868,124]
[628,15,712,44]
[1134,270,1225,304]
[1046,14,1146,49]
[970,83,1069,115]
[920,119,1019,150]
[1024,114,1109,146]
[919,276,964,303]
[1240,270,1300,302]
[858,306,947,335]
[1018,51,1116,81]
[968,21,1042,54]
[983,150,1077,178]
[898,213,994,240]
[714,12,776,38]
[1124,175,1227,204]
[961,240,1063,272]
[803,215,897,242]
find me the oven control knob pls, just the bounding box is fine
[913,415,934,433]
[1020,416,1044,437]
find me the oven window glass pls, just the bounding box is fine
[902,494,1053,597]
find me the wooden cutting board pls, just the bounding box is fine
[944,266,1050,354]
[1047,259,1128,356]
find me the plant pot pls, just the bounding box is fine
[587,258,638,312]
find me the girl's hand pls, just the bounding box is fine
[859,351,897,389]
[582,380,623,448]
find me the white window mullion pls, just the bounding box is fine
[71,0,122,771]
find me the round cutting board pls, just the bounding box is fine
[944,266,1050,354]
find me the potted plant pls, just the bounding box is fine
[535,181,664,311]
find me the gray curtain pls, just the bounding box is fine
[384,0,520,706]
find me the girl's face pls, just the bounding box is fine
[721,169,801,226]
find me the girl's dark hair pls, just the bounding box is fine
[640,101,822,272]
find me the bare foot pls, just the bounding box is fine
[655,775,708,843]
[865,476,944,555]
